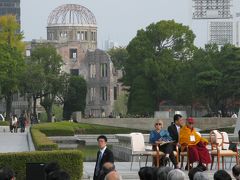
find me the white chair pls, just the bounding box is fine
[130,132,162,170]
[210,130,239,170]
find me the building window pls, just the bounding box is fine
[89,64,96,78]
[85,31,88,40]
[114,86,118,100]
[90,87,96,101]
[81,32,84,40]
[100,87,107,101]
[70,69,79,76]
[69,49,77,59]
[77,32,80,40]
[100,63,108,77]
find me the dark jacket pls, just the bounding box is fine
[167,122,179,143]
[93,147,114,180]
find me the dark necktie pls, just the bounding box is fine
[95,151,102,176]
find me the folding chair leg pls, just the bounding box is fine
[139,156,141,168]
[217,155,220,170]
[211,156,214,170]
[130,156,133,170]
[222,157,224,169]
[145,155,148,166]
[229,157,232,169]
[180,156,184,168]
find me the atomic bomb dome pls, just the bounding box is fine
[47,4,97,27]
[47,4,97,50]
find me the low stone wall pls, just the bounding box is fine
[79,117,236,131]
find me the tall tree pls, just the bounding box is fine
[124,20,195,115]
[62,75,87,120]
[107,47,128,70]
[30,44,63,121]
[0,15,25,120]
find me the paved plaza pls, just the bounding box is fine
[0,127,236,180]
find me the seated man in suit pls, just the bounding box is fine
[168,114,184,143]
[179,117,211,171]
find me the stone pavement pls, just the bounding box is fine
[0,126,35,153]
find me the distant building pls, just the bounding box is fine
[192,0,232,19]
[208,20,240,46]
[27,4,121,118]
[104,39,119,51]
[0,0,20,25]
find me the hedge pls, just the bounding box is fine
[0,150,83,180]
[31,121,149,136]
[31,128,58,151]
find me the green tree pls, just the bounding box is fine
[107,47,128,70]
[30,44,63,121]
[0,15,25,120]
[62,75,87,120]
[124,20,195,115]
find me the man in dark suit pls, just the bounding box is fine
[94,135,114,180]
[168,114,184,143]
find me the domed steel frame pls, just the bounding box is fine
[47,4,97,26]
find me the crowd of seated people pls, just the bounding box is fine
[138,165,240,180]
[149,115,211,171]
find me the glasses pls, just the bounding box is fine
[188,122,194,125]
[155,123,162,126]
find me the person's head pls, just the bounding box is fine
[0,167,15,180]
[167,169,186,180]
[44,162,60,176]
[46,170,70,180]
[186,117,195,129]
[156,166,173,180]
[138,167,154,180]
[102,162,115,176]
[188,167,203,180]
[104,171,122,180]
[173,114,184,126]
[154,119,163,131]
[232,164,240,179]
[193,171,208,180]
[214,170,232,180]
[97,135,108,149]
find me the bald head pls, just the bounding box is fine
[104,171,122,180]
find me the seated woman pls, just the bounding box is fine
[149,119,178,168]
[179,117,211,171]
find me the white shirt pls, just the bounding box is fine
[99,146,107,158]
[175,124,181,134]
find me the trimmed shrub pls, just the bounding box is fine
[0,121,9,126]
[31,128,58,151]
[32,122,74,136]
[0,150,83,180]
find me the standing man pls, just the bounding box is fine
[94,135,114,180]
[168,114,184,143]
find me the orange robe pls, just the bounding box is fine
[179,126,211,164]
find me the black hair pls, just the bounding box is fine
[44,162,60,175]
[97,135,107,142]
[138,167,155,180]
[0,167,15,180]
[232,164,240,178]
[173,114,182,123]
[214,170,232,180]
[47,170,70,180]
[188,167,203,180]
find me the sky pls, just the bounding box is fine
[20,0,240,49]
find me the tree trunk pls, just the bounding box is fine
[33,95,37,117]
[5,93,12,121]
